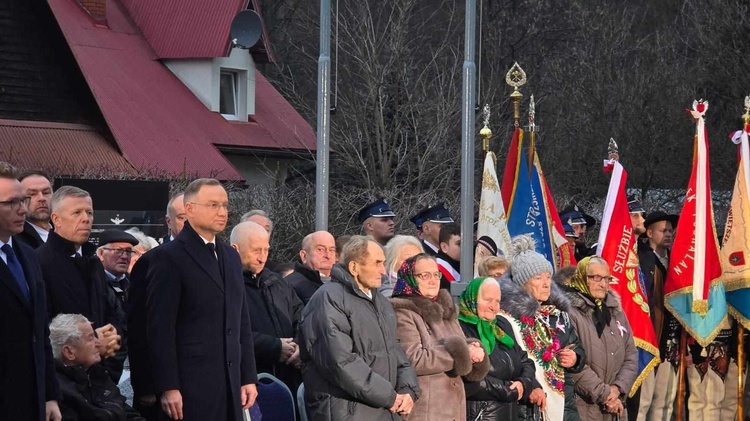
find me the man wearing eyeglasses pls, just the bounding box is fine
[145,178,257,421]
[0,162,62,421]
[96,229,139,306]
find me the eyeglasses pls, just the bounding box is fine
[414,271,442,281]
[587,274,613,284]
[189,202,232,212]
[0,196,30,211]
[102,248,140,257]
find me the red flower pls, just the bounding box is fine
[542,350,553,362]
[525,336,535,349]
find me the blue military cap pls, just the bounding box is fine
[627,194,645,214]
[410,203,453,229]
[562,223,578,238]
[559,204,597,228]
[358,198,396,223]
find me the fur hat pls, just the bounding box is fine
[509,235,553,285]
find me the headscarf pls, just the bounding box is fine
[458,277,515,353]
[392,254,433,299]
[569,255,611,337]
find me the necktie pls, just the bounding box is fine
[206,242,217,258]
[2,244,30,300]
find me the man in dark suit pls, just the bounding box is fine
[36,185,126,382]
[15,169,54,249]
[161,193,185,244]
[146,178,257,421]
[0,162,61,421]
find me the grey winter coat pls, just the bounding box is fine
[299,264,420,421]
[500,277,586,421]
[562,288,638,421]
[391,290,490,421]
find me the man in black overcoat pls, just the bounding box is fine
[0,162,61,421]
[146,178,258,421]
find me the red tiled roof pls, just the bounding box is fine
[0,119,135,175]
[47,0,316,181]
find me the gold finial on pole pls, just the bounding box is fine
[743,95,750,126]
[505,62,526,128]
[608,137,619,162]
[480,104,492,152]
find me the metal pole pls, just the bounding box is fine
[315,0,331,231]
[459,0,477,283]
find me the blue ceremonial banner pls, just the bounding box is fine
[502,130,557,266]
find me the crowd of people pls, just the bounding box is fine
[0,160,740,421]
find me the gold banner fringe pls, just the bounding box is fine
[664,287,728,347]
[628,350,660,398]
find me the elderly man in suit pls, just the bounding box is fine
[146,178,257,421]
[0,162,61,421]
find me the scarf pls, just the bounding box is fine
[392,254,433,299]
[458,277,515,353]
[569,256,611,337]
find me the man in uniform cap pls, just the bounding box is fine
[409,203,453,256]
[358,198,396,247]
[628,195,646,236]
[559,204,596,261]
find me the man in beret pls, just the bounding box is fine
[559,204,597,261]
[97,229,139,306]
[358,198,396,247]
[410,203,454,256]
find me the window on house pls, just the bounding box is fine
[220,71,238,119]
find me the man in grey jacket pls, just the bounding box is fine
[299,235,420,420]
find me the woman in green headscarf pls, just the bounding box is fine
[459,277,543,421]
[557,256,638,421]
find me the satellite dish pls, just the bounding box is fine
[230,10,262,49]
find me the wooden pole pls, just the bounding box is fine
[675,329,688,421]
[739,325,746,421]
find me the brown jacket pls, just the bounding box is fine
[565,289,638,421]
[391,290,490,421]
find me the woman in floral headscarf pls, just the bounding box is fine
[556,256,638,421]
[391,253,489,421]
[459,277,541,421]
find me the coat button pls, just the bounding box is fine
[228,361,233,367]
[227,329,232,335]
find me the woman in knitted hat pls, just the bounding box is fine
[391,254,490,421]
[459,277,542,420]
[499,235,586,421]
[556,256,638,421]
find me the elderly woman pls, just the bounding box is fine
[124,227,159,274]
[556,256,638,420]
[478,256,510,280]
[459,277,541,420]
[381,235,425,297]
[500,235,586,421]
[391,254,490,420]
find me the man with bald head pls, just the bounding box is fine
[162,193,185,244]
[286,230,336,304]
[231,221,303,393]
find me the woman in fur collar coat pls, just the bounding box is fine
[391,254,490,421]
[557,256,638,421]
[500,236,586,421]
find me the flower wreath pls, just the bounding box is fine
[518,305,566,393]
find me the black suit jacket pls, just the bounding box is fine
[0,239,60,421]
[146,221,256,421]
[15,220,46,249]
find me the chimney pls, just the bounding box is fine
[77,0,106,22]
